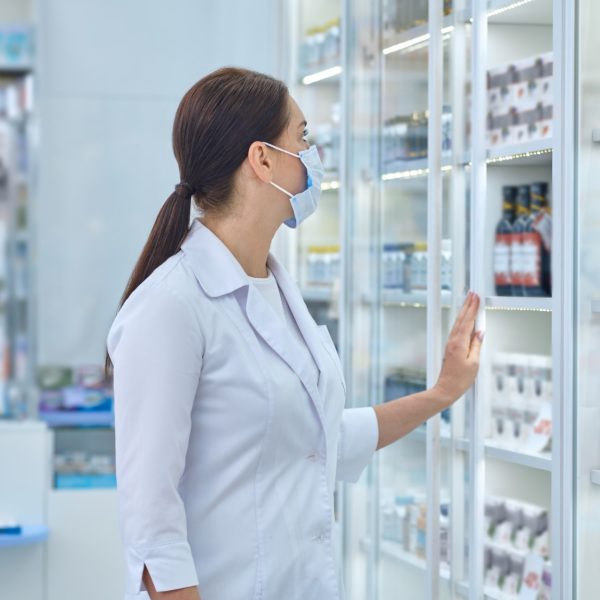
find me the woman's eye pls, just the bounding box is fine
[302,128,309,142]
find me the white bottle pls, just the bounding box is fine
[441,239,452,290]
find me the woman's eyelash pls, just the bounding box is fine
[302,128,309,139]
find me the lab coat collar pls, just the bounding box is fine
[179,217,332,423]
[180,217,251,298]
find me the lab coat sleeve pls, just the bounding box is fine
[108,283,204,595]
[335,406,379,483]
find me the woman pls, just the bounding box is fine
[105,67,483,600]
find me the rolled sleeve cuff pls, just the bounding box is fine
[336,406,379,483]
[124,540,199,595]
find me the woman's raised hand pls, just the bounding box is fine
[433,291,484,406]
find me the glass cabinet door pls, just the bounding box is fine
[340,0,380,598]
[376,0,435,597]
[473,2,555,599]
[287,0,343,346]
[285,0,561,598]
[575,0,600,598]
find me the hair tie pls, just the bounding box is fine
[175,180,195,198]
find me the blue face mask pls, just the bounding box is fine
[262,141,325,228]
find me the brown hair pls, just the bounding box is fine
[104,67,290,377]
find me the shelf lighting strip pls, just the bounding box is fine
[487,0,535,19]
[382,163,453,181]
[485,305,552,313]
[486,147,552,164]
[301,65,342,85]
[380,146,550,181]
[382,26,454,56]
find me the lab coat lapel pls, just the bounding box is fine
[243,283,322,402]
[265,253,330,385]
[180,218,329,429]
[241,282,329,436]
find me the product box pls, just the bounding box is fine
[537,104,553,141]
[487,66,509,114]
[512,102,545,145]
[537,52,554,104]
[487,111,514,148]
[0,25,33,68]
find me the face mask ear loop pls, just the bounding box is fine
[262,141,301,159]
[269,180,294,198]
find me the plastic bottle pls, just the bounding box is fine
[441,239,452,290]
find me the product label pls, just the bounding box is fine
[521,232,542,287]
[533,211,552,252]
[519,554,545,599]
[511,236,524,286]
[526,401,553,454]
[494,234,512,285]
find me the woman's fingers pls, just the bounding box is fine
[448,291,473,340]
[468,329,485,362]
[458,293,480,342]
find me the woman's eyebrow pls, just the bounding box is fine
[298,120,307,128]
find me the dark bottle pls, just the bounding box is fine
[523,182,551,296]
[511,185,531,297]
[494,186,517,296]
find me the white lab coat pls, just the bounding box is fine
[106,217,379,600]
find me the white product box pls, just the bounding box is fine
[537,104,553,141]
[507,102,538,145]
[537,52,554,104]
[512,56,546,111]
[487,66,509,114]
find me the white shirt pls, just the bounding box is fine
[248,267,319,380]
[106,217,379,600]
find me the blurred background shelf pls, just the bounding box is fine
[0,524,48,548]
[38,410,114,428]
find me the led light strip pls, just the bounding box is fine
[301,66,342,85]
[486,147,552,164]
[485,305,552,313]
[487,0,535,19]
[382,164,453,181]
[382,26,454,55]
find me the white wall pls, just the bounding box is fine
[35,0,285,366]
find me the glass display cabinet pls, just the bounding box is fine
[282,1,592,598]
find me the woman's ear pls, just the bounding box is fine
[247,141,274,184]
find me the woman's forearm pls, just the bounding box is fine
[372,291,484,452]
[372,386,451,451]
[143,565,201,600]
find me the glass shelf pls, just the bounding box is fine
[301,65,342,86]
[382,16,455,57]
[484,296,552,312]
[361,289,452,308]
[484,443,552,471]
[486,140,552,166]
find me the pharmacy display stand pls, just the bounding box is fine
[282,0,595,598]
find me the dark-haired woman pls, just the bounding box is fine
[105,67,483,600]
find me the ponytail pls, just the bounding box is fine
[104,188,192,378]
[104,66,290,380]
